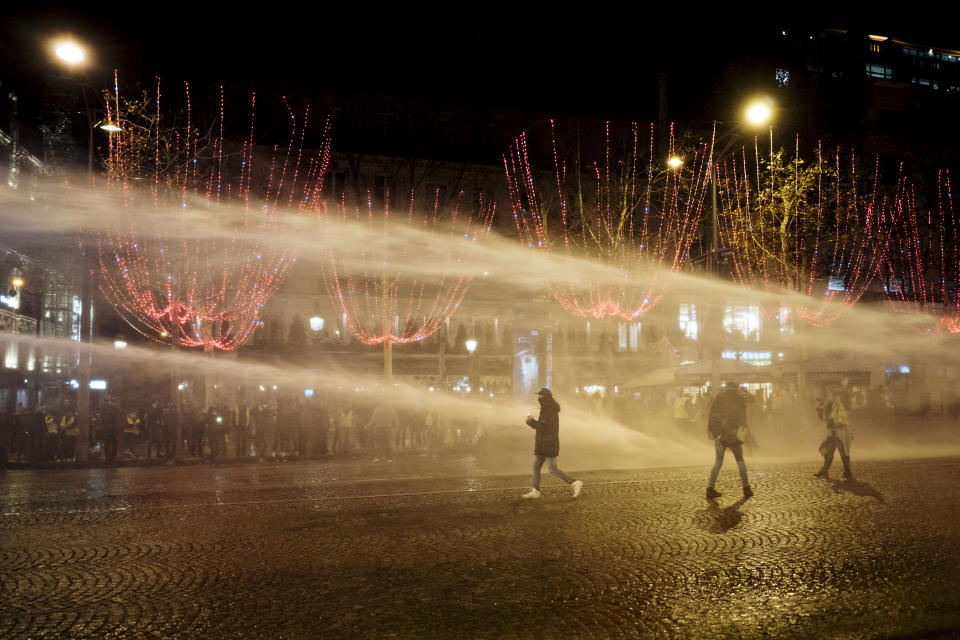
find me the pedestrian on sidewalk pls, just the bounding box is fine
[521,388,583,499]
[706,381,753,500]
[815,384,854,480]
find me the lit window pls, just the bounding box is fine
[723,305,761,342]
[617,322,640,352]
[912,77,941,89]
[5,343,19,369]
[866,64,894,80]
[678,303,698,340]
[778,306,794,337]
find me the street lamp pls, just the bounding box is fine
[667,156,684,169]
[51,36,101,462]
[704,98,775,394]
[54,40,86,66]
[465,339,478,392]
[745,99,773,126]
[98,120,122,133]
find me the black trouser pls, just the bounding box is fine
[60,434,77,461]
[235,428,249,457]
[103,434,118,462]
[819,434,852,477]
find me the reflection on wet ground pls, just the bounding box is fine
[2,456,960,638]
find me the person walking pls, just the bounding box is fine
[521,388,583,499]
[706,381,753,500]
[815,384,854,480]
[365,398,400,463]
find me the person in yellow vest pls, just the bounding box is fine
[58,400,79,461]
[673,392,694,430]
[123,410,142,459]
[815,385,854,480]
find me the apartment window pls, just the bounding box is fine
[723,305,761,342]
[866,64,894,80]
[777,306,793,337]
[913,77,941,90]
[870,43,881,53]
[4,342,17,369]
[617,322,640,352]
[678,303,698,340]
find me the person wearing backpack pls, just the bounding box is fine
[706,381,753,500]
[815,384,854,480]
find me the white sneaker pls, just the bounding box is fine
[521,488,541,499]
[571,480,584,498]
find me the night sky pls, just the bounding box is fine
[2,7,957,123]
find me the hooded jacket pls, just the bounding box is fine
[526,395,561,457]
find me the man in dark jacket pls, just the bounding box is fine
[522,388,583,499]
[706,381,753,500]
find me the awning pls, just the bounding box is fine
[621,367,677,389]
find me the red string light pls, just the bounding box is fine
[95,77,332,351]
[317,189,495,345]
[716,137,889,327]
[882,169,960,333]
[504,121,710,320]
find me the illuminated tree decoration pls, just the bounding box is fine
[96,76,331,350]
[318,188,495,345]
[504,120,710,320]
[716,137,889,327]
[882,169,960,333]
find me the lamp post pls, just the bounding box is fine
[52,37,100,461]
[704,98,774,394]
[465,338,478,392]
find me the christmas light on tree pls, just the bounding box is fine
[504,120,710,320]
[96,75,331,350]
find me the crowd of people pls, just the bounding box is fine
[0,394,486,468]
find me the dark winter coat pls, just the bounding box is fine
[526,396,561,457]
[708,388,747,446]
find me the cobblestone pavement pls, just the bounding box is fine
[2,455,960,639]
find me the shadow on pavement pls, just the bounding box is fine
[830,478,884,502]
[693,497,747,533]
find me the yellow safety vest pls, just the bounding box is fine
[45,414,59,434]
[124,414,141,435]
[61,414,79,436]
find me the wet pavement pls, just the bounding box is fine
[2,455,960,639]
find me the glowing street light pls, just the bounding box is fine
[745,99,773,126]
[54,40,86,66]
[667,156,684,169]
[11,277,24,287]
[98,121,122,132]
[465,339,478,354]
